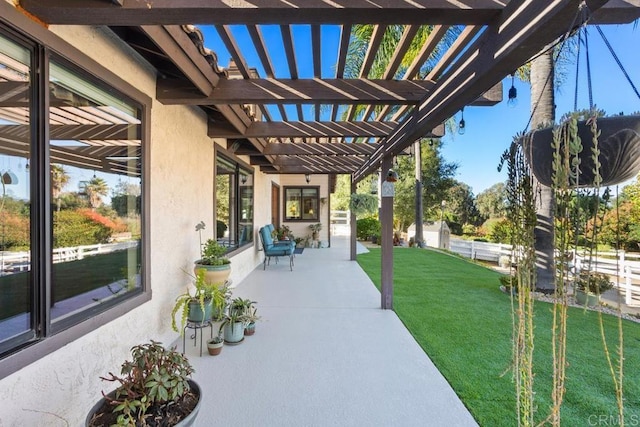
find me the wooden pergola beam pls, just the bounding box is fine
[21,0,639,26]
[210,121,445,139]
[19,0,504,25]
[263,142,376,156]
[158,78,434,105]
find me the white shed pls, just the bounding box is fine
[407,221,450,249]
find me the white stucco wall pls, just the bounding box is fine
[0,22,265,426]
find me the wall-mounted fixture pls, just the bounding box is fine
[305,174,311,184]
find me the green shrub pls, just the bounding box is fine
[356,217,380,240]
[53,210,112,248]
[462,223,476,235]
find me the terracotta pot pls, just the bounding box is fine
[522,115,640,188]
[244,322,256,336]
[206,339,223,356]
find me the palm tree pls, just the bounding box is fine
[50,164,69,212]
[84,177,109,210]
[528,50,557,293]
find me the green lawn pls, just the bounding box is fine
[358,247,640,426]
[0,249,134,320]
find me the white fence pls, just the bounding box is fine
[0,241,138,275]
[449,238,640,307]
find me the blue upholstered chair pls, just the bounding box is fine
[259,226,294,271]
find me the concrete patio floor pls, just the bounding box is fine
[180,236,478,427]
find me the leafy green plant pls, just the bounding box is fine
[574,271,613,295]
[230,297,260,323]
[272,225,292,240]
[197,239,230,266]
[93,341,195,427]
[171,270,228,333]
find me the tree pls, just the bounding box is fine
[529,50,557,292]
[475,182,507,220]
[83,177,109,210]
[446,181,480,226]
[50,164,69,212]
[331,174,353,211]
[392,140,457,231]
[111,180,142,217]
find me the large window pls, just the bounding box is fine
[284,187,319,221]
[216,154,253,250]
[0,26,146,359]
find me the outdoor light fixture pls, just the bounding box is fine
[305,173,311,183]
[241,174,247,184]
[507,73,518,108]
[458,108,466,135]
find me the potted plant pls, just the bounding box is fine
[309,223,322,241]
[272,224,292,241]
[195,238,231,285]
[574,270,614,307]
[219,309,246,344]
[229,297,260,336]
[171,270,227,334]
[521,111,640,188]
[243,305,260,336]
[349,193,378,217]
[206,335,224,356]
[86,341,201,427]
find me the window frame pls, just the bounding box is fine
[283,186,320,222]
[0,7,152,380]
[214,146,254,253]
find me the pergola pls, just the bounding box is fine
[17,0,640,308]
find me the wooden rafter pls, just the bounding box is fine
[158,78,435,105]
[21,0,639,26]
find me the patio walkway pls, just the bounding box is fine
[181,236,478,427]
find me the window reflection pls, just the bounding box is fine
[0,33,33,349]
[48,58,142,330]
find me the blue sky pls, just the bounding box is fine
[200,22,640,195]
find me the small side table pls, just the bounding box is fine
[182,320,213,357]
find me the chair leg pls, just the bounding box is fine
[289,254,294,271]
[263,255,267,270]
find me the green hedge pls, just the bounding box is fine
[356,217,380,240]
[53,210,112,248]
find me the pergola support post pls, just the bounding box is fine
[380,156,394,310]
[414,139,424,248]
[350,178,357,261]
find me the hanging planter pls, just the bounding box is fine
[349,193,378,217]
[522,115,640,188]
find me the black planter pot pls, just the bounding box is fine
[522,115,640,188]
[85,379,201,427]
